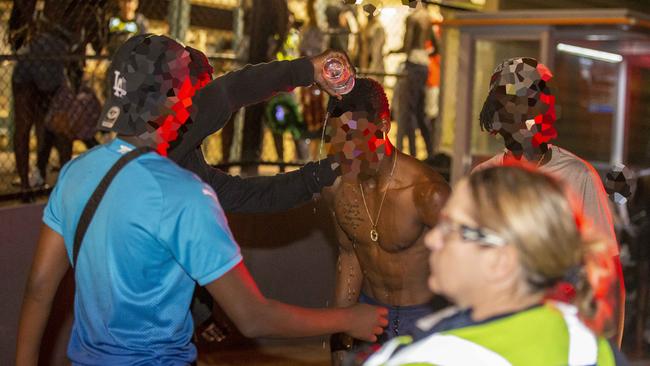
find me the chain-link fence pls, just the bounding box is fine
[0,0,249,199]
[0,0,419,200]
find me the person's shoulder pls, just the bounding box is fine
[549,145,599,178]
[399,153,450,202]
[55,144,108,181]
[138,156,214,204]
[471,153,503,173]
[551,145,587,166]
[400,152,448,186]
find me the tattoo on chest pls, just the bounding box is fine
[339,200,364,231]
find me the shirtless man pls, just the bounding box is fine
[322,78,450,364]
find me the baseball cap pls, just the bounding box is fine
[97,34,196,141]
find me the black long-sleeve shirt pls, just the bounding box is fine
[168,57,334,213]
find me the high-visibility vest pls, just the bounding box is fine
[364,302,615,366]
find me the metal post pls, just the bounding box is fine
[540,27,555,71]
[168,0,191,42]
[230,0,246,162]
[612,59,627,165]
[451,32,475,184]
[232,0,244,53]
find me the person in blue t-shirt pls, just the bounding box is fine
[15,34,387,366]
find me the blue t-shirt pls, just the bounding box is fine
[43,138,242,365]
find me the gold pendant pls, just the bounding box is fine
[370,228,379,242]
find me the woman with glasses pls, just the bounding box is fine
[362,165,627,366]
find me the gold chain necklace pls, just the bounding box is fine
[359,153,398,242]
[535,149,548,167]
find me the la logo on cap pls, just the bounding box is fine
[113,70,127,97]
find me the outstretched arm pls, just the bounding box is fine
[178,148,337,213]
[204,262,385,340]
[169,50,350,162]
[168,58,313,162]
[16,225,70,366]
[165,175,386,343]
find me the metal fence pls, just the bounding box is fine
[0,53,247,200]
[0,0,417,200]
[0,0,247,199]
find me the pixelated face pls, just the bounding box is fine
[605,163,636,205]
[136,46,204,155]
[325,111,387,182]
[486,58,557,154]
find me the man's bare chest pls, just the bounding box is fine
[333,186,424,252]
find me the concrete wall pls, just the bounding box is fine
[0,201,338,365]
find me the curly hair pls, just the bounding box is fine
[327,77,390,123]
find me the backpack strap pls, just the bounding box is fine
[72,146,153,269]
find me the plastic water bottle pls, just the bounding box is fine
[322,56,355,95]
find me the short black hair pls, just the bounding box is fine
[328,77,390,123]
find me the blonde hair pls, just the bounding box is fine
[467,165,615,334]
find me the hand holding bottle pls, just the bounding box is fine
[310,50,356,99]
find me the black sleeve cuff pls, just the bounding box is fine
[290,57,315,88]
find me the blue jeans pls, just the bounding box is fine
[358,293,436,344]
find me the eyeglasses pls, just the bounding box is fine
[435,217,506,247]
